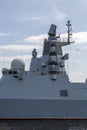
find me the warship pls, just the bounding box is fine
[0,20,87,119]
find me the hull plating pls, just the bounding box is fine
[0,98,87,119]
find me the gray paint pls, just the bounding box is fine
[0,23,87,119]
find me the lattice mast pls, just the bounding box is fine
[66,20,74,44]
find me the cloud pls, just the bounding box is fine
[23,34,47,44]
[0,31,87,60]
[0,33,11,37]
[73,32,87,44]
[0,44,42,51]
[0,31,86,55]
[69,72,87,82]
[22,31,87,45]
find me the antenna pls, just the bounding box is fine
[66,20,74,44]
[48,24,57,37]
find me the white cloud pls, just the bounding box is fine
[56,32,87,46]
[23,34,47,44]
[73,32,87,44]
[1,31,86,53]
[23,31,87,45]
[0,44,42,51]
[69,72,87,83]
[0,33,11,36]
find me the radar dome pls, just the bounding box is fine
[11,59,25,71]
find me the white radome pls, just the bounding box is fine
[11,59,25,71]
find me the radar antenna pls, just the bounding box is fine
[48,24,57,37]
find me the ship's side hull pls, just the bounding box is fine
[0,98,87,119]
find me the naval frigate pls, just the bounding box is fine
[0,20,87,119]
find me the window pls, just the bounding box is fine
[8,71,12,74]
[60,90,68,97]
[13,71,17,74]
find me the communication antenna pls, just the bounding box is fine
[66,20,74,44]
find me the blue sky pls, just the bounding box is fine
[0,0,87,82]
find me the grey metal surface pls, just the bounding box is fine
[0,22,87,119]
[0,98,87,118]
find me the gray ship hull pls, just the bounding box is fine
[0,98,87,119]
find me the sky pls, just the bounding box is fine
[0,0,87,82]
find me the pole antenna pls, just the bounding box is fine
[66,20,74,44]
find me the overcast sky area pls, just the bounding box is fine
[0,0,87,82]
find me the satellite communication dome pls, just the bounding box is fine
[11,59,25,71]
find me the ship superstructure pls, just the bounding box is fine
[0,21,87,119]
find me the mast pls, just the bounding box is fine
[66,20,74,44]
[43,20,74,56]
